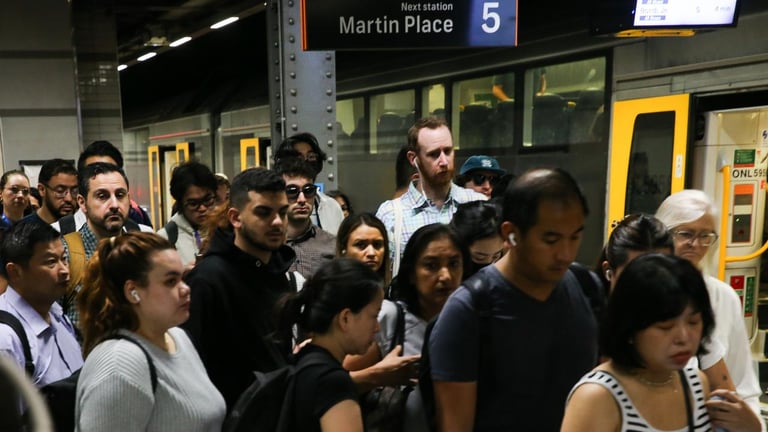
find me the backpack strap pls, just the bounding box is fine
[391,197,404,276]
[465,278,494,392]
[568,262,606,316]
[123,219,141,232]
[103,333,158,393]
[0,310,35,376]
[164,220,178,246]
[58,214,76,235]
[389,301,406,354]
[62,232,86,313]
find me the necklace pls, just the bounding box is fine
[636,372,673,387]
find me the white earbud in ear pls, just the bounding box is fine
[604,269,613,282]
[131,290,141,302]
[412,158,420,170]
[508,233,517,247]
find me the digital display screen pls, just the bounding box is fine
[633,0,738,27]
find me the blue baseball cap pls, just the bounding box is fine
[459,155,506,176]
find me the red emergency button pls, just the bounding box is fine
[730,275,745,290]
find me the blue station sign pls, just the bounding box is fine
[301,0,517,50]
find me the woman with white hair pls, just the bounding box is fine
[656,189,764,431]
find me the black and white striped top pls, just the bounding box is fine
[568,366,712,431]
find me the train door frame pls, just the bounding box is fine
[606,94,691,238]
[147,142,194,229]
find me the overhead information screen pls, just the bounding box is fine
[302,0,517,50]
[633,0,739,27]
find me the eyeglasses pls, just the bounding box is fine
[5,186,29,196]
[184,194,215,210]
[470,174,499,186]
[44,184,79,198]
[286,184,317,202]
[671,230,719,247]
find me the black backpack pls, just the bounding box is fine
[164,220,179,245]
[0,311,157,432]
[223,350,328,432]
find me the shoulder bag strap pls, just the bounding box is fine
[104,333,158,393]
[465,278,494,392]
[392,198,404,276]
[62,232,86,312]
[389,301,406,354]
[58,214,76,235]
[0,310,34,376]
[679,369,693,429]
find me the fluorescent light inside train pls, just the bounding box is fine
[210,17,239,29]
[170,36,192,47]
[137,52,157,62]
[117,64,127,71]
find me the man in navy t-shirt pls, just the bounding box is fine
[429,168,598,432]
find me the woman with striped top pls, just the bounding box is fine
[562,254,716,432]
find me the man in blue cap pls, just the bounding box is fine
[456,155,506,199]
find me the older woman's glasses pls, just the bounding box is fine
[671,230,719,247]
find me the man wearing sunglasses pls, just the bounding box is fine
[277,158,336,279]
[23,158,78,226]
[158,161,218,267]
[456,155,506,199]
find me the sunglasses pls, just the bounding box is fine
[471,174,499,186]
[286,184,318,201]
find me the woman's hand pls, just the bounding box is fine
[370,345,420,387]
[706,389,761,432]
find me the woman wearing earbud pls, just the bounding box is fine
[75,232,225,432]
[656,190,764,431]
[277,257,384,432]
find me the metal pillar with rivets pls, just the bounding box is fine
[266,0,338,188]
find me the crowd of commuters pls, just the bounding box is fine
[0,116,763,432]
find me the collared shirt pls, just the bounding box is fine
[286,225,337,279]
[0,286,83,386]
[376,181,486,263]
[61,223,101,329]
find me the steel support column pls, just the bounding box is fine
[267,0,338,187]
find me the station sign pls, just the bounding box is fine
[301,0,517,50]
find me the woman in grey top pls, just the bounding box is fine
[75,232,225,432]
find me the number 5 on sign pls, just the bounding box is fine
[482,2,500,33]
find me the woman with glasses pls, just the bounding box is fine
[656,189,764,431]
[449,200,505,279]
[0,170,31,230]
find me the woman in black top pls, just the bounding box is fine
[278,257,384,432]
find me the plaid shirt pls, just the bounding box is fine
[376,181,486,264]
[286,225,336,279]
[61,224,100,330]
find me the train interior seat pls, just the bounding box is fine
[377,112,406,149]
[350,117,370,150]
[568,88,604,144]
[491,100,515,147]
[532,93,568,146]
[460,104,491,148]
[432,108,446,120]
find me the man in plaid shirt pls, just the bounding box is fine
[376,116,485,274]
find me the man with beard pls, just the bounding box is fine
[182,167,296,411]
[277,157,336,279]
[376,116,485,273]
[60,163,153,329]
[23,159,78,225]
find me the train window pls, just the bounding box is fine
[422,84,446,121]
[452,75,510,150]
[624,112,674,215]
[370,90,414,154]
[522,57,606,148]
[336,97,365,155]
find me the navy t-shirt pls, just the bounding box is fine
[429,265,598,432]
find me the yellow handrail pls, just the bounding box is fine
[718,164,768,270]
[718,165,729,281]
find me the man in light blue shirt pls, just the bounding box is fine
[377,116,486,273]
[0,219,83,386]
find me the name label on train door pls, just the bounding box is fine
[302,0,518,50]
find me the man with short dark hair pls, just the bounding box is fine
[376,117,485,272]
[158,161,218,266]
[24,159,78,225]
[55,140,151,232]
[60,163,153,328]
[183,167,296,411]
[0,220,83,386]
[277,158,336,279]
[274,132,344,235]
[429,168,598,432]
